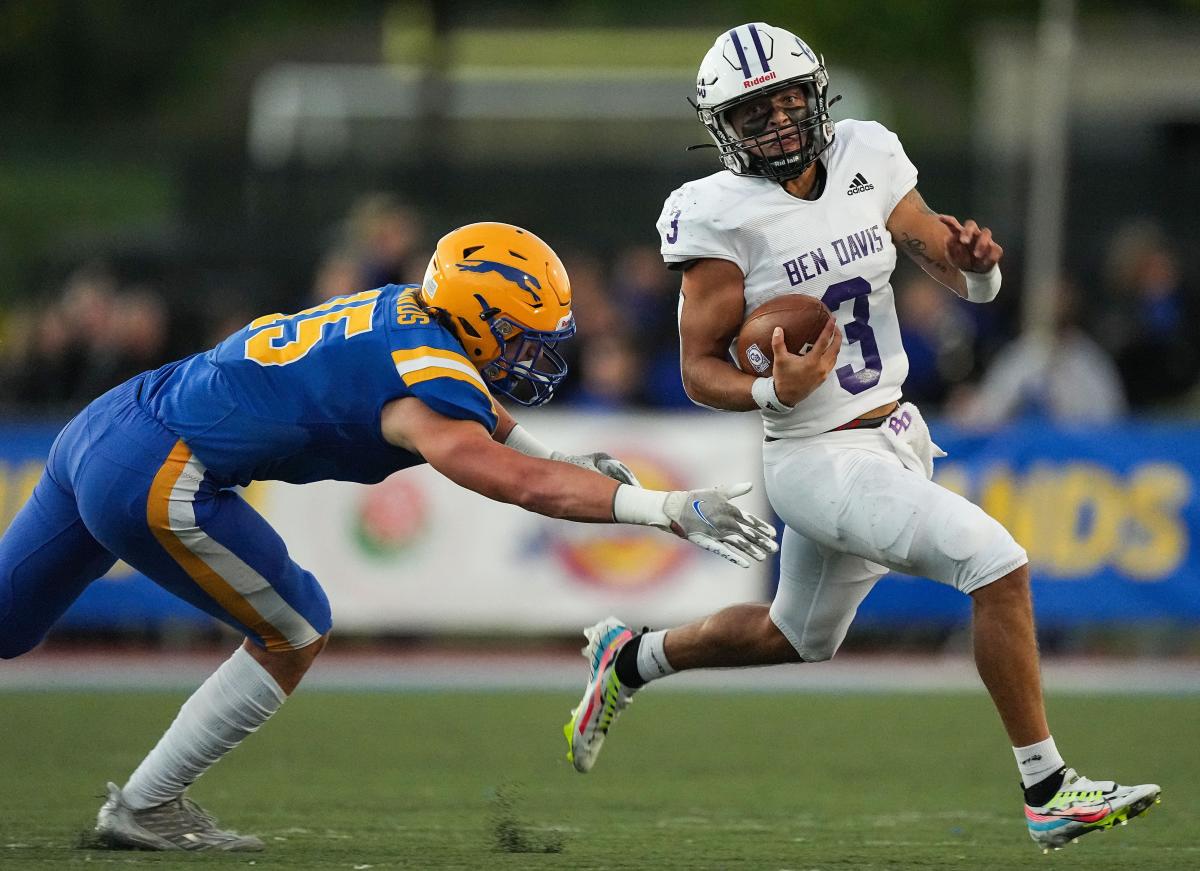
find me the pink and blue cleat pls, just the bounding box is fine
[563,617,636,773]
[1025,768,1160,852]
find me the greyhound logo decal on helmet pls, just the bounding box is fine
[456,259,543,303]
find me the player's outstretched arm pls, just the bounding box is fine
[491,400,640,486]
[887,188,1004,302]
[381,396,776,566]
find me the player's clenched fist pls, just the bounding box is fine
[771,319,841,407]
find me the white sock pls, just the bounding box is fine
[635,630,676,684]
[122,646,287,810]
[1013,735,1065,790]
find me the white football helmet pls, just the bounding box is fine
[694,23,836,181]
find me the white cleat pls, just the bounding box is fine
[562,617,637,773]
[95,782,264,852]
[1025,768,1160,852]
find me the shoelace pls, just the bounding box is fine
[1045,785,1108,812]
[180,796,221,830]
[136,795,229,840]
[136,800,198,839]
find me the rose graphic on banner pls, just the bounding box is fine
[353,474,429,558]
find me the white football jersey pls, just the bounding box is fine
[658,119,918,437]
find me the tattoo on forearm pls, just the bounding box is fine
[898,233,953,275]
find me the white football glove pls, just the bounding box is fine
[552,451,642,487]
[662,482,778,568]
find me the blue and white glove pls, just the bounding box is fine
[613,481,778,568]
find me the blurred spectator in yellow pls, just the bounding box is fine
[1096,220,1199,409]
[951,279,1126,427]
[0,307,35,390]
[895,271,977,410]
[3,306,78,409]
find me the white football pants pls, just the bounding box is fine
[762,420,1027,662]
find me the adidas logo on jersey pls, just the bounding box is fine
[847,172,874,195]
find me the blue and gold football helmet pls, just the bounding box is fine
[418,222,575,406]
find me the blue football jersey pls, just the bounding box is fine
[139,285,498,486]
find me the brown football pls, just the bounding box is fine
[735,294,833,375]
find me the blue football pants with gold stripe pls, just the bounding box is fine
[0,377,331,658]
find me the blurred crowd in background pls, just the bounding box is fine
[2,2,1197,427]
[1,191,1196,424]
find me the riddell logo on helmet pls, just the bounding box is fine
[744,71,777,88]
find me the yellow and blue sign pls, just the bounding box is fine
[858,420,1200,626]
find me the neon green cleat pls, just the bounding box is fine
[563,617,636,773]
[1025,768,1161,852]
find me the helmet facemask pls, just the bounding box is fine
[699,72,835,182]
[417,222,576,408]
[481,313,575,407]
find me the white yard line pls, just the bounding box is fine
[1,648,1198,694]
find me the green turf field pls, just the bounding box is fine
[1,690,1194,869]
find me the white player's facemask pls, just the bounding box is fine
[699,76,837,182]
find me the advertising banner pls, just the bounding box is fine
[861,421,1200,627]
[256,411,767,631]
[1,415,1198,632]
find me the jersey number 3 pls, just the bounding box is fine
[244,290,380,367]
[821,277,882,395]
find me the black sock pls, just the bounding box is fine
[1023,766,1067,807]
[613,633,645,689]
